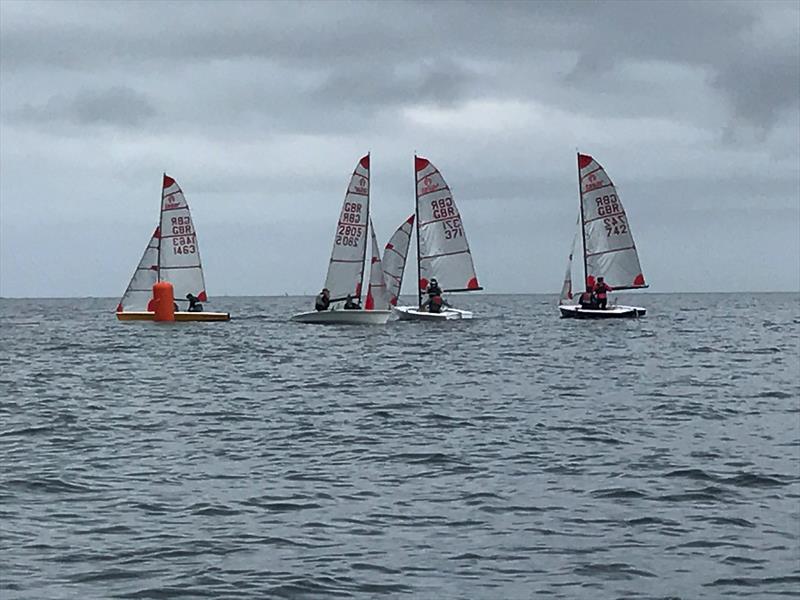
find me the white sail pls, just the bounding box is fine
[560,225,579,303]
[117,227,159,312]
[382,214,414,306]
[579,153,646,290]
[365,219,390,310]
[414,156,480,303]
[158,174,208,303]
[324,155,370,301]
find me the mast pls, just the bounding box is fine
[157,172,164,282]
[414,154,422,308]
[577,153,589,290]
[359,151,371,302]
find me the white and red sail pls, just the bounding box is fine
[578,153,646,290]
[382,214,414,306]
[159,174,207,302]
[365,219,390,310]
[117,227,159,312]
[117,174,211,313]
[560,226,579,303]
[414,156,480,304]
[324,155,370,301]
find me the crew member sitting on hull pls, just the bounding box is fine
[593,277,613,309]
[344,294,360,310]
[315,288,331,311]
[186,293,203,312]
[577,286,596,309]
[421,278,447,313]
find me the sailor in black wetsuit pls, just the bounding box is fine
[186,293,203,312]
[422,278,445,313]
[315,288,331,311]
[343,294,360,310]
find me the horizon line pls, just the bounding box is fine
[1,290,799,301]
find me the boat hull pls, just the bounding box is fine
[290,309,392,325]
[559,304,645,319]
[393,306,473,321]
[116,311,231,322]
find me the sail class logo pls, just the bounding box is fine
[164,194,183,210]
[421,175,439,195]
[353,177,367,195]
[584,172,604,193]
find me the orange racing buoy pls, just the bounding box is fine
[152,281,175,322]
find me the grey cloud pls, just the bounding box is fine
[0,1,798,297]
[12,86,156,128]
[712,49,800,133]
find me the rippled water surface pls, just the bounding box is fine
[1,293,799,599]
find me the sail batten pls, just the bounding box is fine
[578,153,646,290]
[323,155,370,300]
[414,156,480,305]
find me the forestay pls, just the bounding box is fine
[117,228,159,312]
[579,153,646,290]
[382,215,414,306]
[365,219,390,310]
[415,156,480,301]
[159,174,207,302]
[324,155,370,300]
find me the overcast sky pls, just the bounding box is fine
[1,0,798,298]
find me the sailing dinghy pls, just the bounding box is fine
[559,153,647,319]
[394,156,482,321]
[116,174,230,322]
[291,155,392,325]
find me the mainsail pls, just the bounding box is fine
[117,227,159,312]
[382,214,414,306]
[414,155,480,305]
[324,155,370,301]
[578,153,646,290]
[365,219,390,310]
[159,174,207,302]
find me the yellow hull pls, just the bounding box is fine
[116,311,230,322]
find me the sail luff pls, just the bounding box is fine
[577,153,589,290]
[414,155,422,308]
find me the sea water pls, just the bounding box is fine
[1,293,798,599]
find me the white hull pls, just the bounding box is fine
[393,305,473,321]
[291,309,392,325]
[559,304,646,319]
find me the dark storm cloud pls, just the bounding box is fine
[13,86,156,128]
[2,1,796,133]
